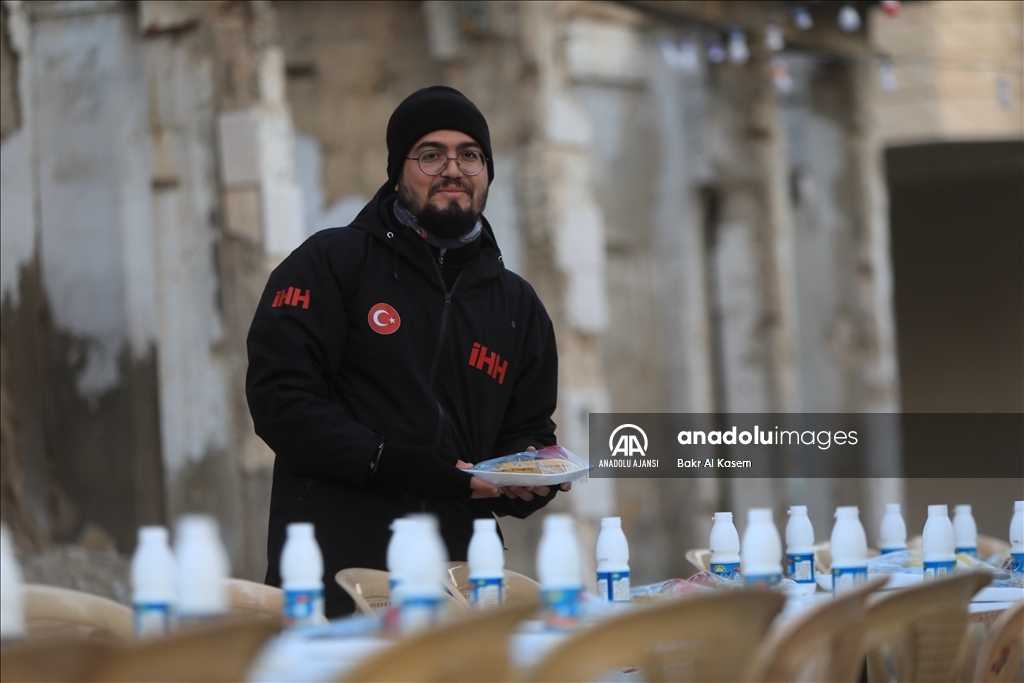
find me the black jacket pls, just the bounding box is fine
[246,183,559,616]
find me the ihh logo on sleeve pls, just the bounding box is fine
[609,424,648,457]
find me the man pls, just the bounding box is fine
[246,86,567,617]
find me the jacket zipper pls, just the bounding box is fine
[427,264,465,447]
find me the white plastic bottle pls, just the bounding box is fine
[131,526,177,637]
[175,514,230,626]
[1010,501,1024,575]
[922,504,956,580]
[595,517,630,602]
[742,508,783,588]
[280,523,325,628]
[397,515,447,634]
[467,518,505,609]
[879,503,907,554]
[386,517,416,598]
[537,514,583,631]
[709,512,742,580]
[830,506,868,593]
[0,524,26,642]
[784,506,815,586]
[952,505,977,558]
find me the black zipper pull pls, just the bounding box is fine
[445,292,452,308]
[438,254,444,271]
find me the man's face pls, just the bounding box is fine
[396,129,488,239]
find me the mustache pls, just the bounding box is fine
[430,179,473,196]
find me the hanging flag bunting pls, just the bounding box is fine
[728,30,750,65]
[765,23,785,52]
[771,57,795,94]
[837,5,862,32]
[879,58,898,92]
[660,39,702,74]
[678,38,701,74]
[794,7,814,30]
[707,38,727,64]
[660,40,684,69]
[880,0,902,17]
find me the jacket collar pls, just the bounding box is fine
[348,181,505,285]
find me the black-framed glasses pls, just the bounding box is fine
[406,150,488,176]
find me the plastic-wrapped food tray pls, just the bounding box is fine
[468,446,590,488]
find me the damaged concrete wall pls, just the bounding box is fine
[1,0,164,553]
[1,0,293,579]
[569,6,902,558]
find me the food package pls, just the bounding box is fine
[468,445,590,488]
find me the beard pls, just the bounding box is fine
[398,180,488,240]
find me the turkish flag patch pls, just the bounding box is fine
[367,303,401,335]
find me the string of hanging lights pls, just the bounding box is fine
[649,0,1016,107]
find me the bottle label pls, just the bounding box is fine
[832,566,868,593]
[596,571,631,602]
[134,602,172,638]
[955,546,977,558]
[785,553,815,583]
[923,560,956,580]
[469,577,504,609]
[710,562,741,580]
[744,572,782,589]
[1010,553,1023,573]
[284,588,324,628]
[880,546,906,555]
[399,595,442,634]
[542,587,582,632]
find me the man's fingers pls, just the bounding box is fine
[504,485,535,501]
[525,485,550,497]
[560,482,572,491]
[456,460,474,470]
[469,475,499,499]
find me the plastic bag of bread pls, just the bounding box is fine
[468,445,590,488]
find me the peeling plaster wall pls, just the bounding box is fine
[34,6,156,400]
[1,1,165,551]
[143,20,240,563]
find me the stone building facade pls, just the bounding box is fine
[4,0,1013,584]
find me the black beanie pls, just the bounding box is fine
[386,85,494,186]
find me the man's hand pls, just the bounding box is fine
[456,460,500,499]
[462,446,573,502]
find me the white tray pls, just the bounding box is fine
[469,465,590,488]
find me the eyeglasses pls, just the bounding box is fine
[406,149,488,176]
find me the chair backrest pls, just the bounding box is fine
[973,600,1024,683]
[813,542,881,576]
[338,601,539,682]
[862,570,993,682]
[684,548,710,573]
[744,576,889,682]
[0,639,107,682]
[976,534,1011,560]
[336,567,467,616]
[503,569,541,605]
[526,589,786,683]
[224,578,284,624]
[23,584,134,644]
[446,563,541,608]
[336,568,392,614]
[81,618,278,682]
